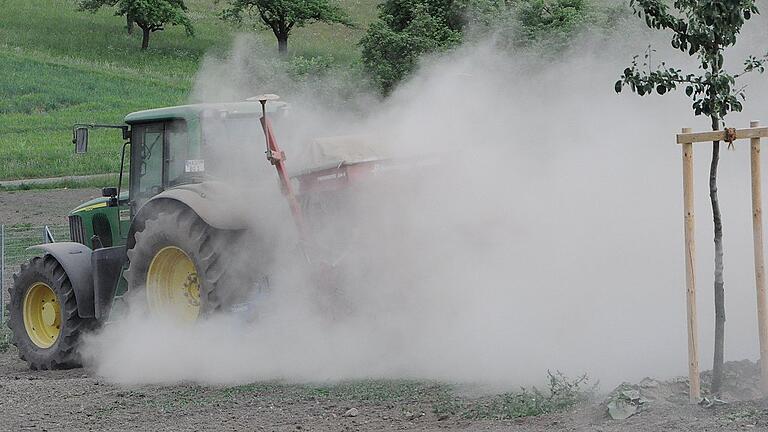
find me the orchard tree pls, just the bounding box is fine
[79,0,194,50]
[359,0,606,94]
[514,0,590,51]
[79,0,133,33]
[360,0,468,94]
[615,0,768,397]
[222,0,353,54]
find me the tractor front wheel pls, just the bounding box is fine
[8,255,94,369]
[125,207,228,321]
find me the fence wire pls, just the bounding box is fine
[1,224,70,320]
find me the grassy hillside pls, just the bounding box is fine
[0,0,378,180]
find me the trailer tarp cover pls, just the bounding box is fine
[294,135,390,174]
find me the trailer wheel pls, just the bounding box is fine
[8,255,94,369]
[125,207,228,321]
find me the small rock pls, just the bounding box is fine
[607,400,637,420]
[343,408,359,417]
[621,390,641,401]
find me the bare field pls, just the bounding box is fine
[0,188,100,227]
[3,349,768,432]
[3,188,768,431]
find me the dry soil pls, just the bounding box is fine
[3,188,768,431]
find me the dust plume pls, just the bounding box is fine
[82,15,768,388]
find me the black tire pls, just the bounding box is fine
[125,206,231,318]
[9,255,94,370]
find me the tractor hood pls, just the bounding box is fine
[70,191,129,215]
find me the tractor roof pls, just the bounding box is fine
[124,102,286,124]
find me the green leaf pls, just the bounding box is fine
[615,80,623,93]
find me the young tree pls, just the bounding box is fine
[221,0,353,54]
[615,0,768,397]
[78,0,194,50]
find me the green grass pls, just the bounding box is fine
[0,0,378,181]
[0,51,186,180]
[88,375,590,422]
[0,174,120,191]
[3,223,71,267]
[432,372,594,420]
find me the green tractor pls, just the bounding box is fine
[7,96,318,369]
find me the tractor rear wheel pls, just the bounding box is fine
[125,207,228,321]
[8,255,94,369]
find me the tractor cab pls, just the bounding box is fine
[9,99,290,370]
[67,101,289,251]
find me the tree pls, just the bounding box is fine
[78,0,194,50]
[359,0,614,94]
[79,0,135,34]
[615,0,768,397]
[360,0,467,94]
[513,0,589,51]
[222,0,353,54]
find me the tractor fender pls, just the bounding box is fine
[127,181,252,249]
[28,242,95,319]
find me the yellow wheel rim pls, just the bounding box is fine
[23,282,61,348]
[146,246,201,322]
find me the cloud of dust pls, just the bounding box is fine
[82,12,768,389]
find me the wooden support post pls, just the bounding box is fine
[749,120,768,394]
[682,127,701,403]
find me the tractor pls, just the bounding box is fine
[7,95,393,370]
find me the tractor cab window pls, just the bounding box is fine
[136,124,164,203]
[130,120,190,208]
[167,121,191,186]
[201,113,262,181]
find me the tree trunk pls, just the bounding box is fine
[141,27,151,50]
[126,14,134,35]
[710,114,725,397]
[277,34,288,55]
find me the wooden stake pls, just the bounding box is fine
[677,126,768,144]
[682,127,701,403]
[749,120,768,394]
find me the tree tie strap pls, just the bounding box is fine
[725,127,737,150]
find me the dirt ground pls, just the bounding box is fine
[0,188,101,227]
[4,188,768,431]
[3,349,768,432]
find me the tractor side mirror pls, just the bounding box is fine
[74,127,89,154]
[102,187,117,198]
[102,186,118,206]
